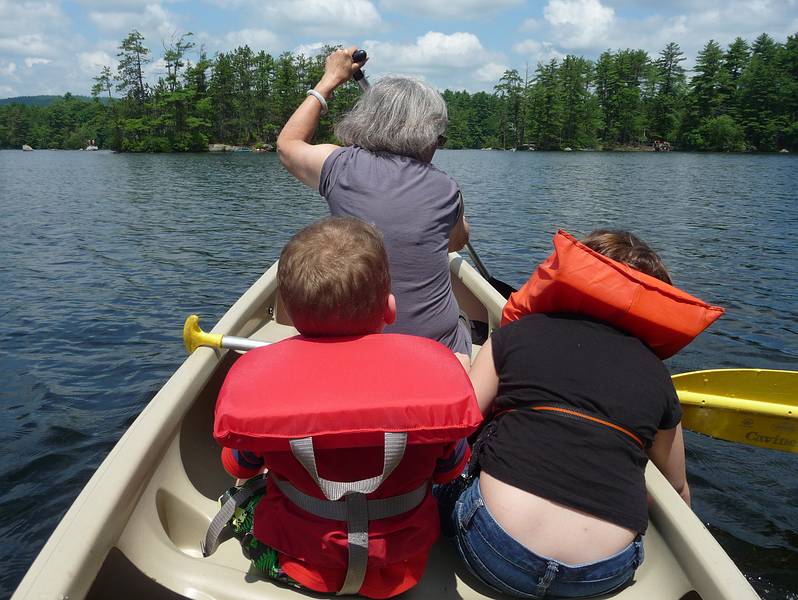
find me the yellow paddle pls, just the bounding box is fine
[673,369,797,454]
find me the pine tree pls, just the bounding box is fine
[494,69,525,148]
[558,55,599,147]
[738,33,784,150]
[649,42,687,141]
[116,30,150,104]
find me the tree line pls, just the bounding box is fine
[0,30,796,152]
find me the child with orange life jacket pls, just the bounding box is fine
[437,230,724,599]
[211,216,482,598]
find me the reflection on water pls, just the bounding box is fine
[1,149,796,598]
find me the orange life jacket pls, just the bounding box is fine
[502,230,724,358]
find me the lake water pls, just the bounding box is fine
[0,149,796,599]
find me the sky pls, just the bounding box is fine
[1,0,797,98]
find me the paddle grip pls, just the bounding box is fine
[352,49,370,91]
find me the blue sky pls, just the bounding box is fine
[1,0,797,98]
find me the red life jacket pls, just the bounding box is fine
[502,230,724,358]
[214,334,481,598]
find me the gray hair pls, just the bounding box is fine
[334,76,448,160]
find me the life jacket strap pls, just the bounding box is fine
[272,477,428,595]
[201,474,268,558]
[289,432,407,500]
[272,476,428,521]
[288,431,410,594]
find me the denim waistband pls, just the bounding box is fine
[462,478,644,584]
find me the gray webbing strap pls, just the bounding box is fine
[201,475,267,557]
[288,432,409,594]
[271,477,428,595]
[338,492,369,595]
[289,432,407,501]
[272,477,428,521]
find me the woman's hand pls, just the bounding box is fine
[316,47,368,99]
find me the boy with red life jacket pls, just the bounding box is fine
[208,217,482,598]
[438,229,724,599]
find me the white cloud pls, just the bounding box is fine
[379,0,522,19]
[474,62,507,82]
[88,10,138,31]
[370,32,490,69]
[543,0,615,49]
[0,35,54,58]
[364,31,507,90]
[520,18,541,32]
[77,51,114,75]
[261,0,382,36]
[0,59,17,77]
[222,28,280,52]
[76,0,180,5]
[293,42,329,58]
[529,0,798,67]
[512,39,564,68]
[200,0,247,6]
[24,57,52,68]
[0,1,64,37]
[514,39,542,55]
[87,4,180,40]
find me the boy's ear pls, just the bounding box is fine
[384,293,397,325]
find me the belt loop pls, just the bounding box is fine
[535,561,559,596]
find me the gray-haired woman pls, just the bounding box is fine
[277,47,472,365]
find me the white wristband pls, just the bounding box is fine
[306,89,328,115]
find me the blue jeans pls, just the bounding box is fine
[436,476,644,599]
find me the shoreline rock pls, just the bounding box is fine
[208,143,274,152]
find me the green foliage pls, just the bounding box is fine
[1,30,796,153]
[690,115,747,151]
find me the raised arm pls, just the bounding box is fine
[647,424,690,505]
[276,47,367,191]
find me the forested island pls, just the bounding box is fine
[1,30,796,153]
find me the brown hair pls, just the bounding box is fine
[581,229,672,285]
[278,217,391,336]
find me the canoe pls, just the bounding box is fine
[13,254,759,600]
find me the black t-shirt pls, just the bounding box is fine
[479,314,682,533]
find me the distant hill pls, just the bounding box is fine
[0,95,96,107]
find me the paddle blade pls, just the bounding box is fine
[673,369,798,453]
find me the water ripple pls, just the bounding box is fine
[0,149,796,598]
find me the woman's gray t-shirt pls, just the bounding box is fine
[319,146,471,355]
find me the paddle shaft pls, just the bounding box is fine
[221,336,269,351]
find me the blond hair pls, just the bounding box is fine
[278,217,390,336]
[582,229,672,284]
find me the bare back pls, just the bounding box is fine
[479,472,636,564]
